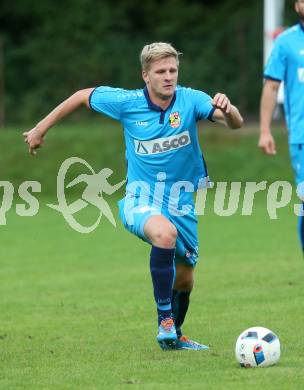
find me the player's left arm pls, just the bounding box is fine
[211,93,243,129]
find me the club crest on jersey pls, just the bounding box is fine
[169,111,181,128]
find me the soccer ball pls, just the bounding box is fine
[235,327,280,368]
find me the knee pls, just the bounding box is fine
[153,225,178,248]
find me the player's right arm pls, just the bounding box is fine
[259,79,280,156]
[23,88,94,155]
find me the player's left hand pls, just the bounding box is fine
[212,93,231,114]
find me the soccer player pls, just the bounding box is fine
[23,42,243,350]
[259,0,304,251]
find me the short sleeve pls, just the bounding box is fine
[89,86,126,120]
[264,38,287,81]
[191,89,215,122]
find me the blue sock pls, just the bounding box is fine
[150,246,175,325]
[172,290,190,338]
[298,202,304,252]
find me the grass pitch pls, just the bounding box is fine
[0,123,303,389]
[0,196,303,389]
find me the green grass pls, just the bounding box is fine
[0,122,303,389]
[0,120,294,194]
[0,195,303,389]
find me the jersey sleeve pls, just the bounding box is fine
[264,37,287,81]
[191,89,215,122]
[89,86,126,120]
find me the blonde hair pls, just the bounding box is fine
[140,42,182,71]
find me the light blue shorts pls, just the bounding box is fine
[289,144,304,186]
[118,193,199,267]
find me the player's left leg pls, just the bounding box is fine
[172,263,208,350]
[172,263,193,337]
[168,203,209,350]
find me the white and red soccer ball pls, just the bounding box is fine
[235,327,280,368]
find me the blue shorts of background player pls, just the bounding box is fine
[289,144,304,187]
[289,144,304,249]
[118,193,199,267]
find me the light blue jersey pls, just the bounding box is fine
[89,85,215,203]
[264,23,304,144]
[90,85,215,266]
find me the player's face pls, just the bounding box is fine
[295,0,304,20]
[142,56,178,102]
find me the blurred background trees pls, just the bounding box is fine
[0,0,299,124]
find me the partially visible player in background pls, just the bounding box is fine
[259,0,304,252]
[23,42,243,350]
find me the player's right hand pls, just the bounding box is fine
[258,132,276,155]
[23,127,45,156]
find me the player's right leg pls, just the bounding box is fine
[144,215,178,349]
[118,196,177,349]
